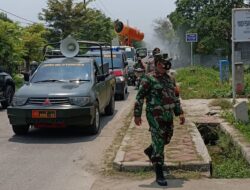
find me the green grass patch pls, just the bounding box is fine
[209,99,232,110]
[176,66,231,99]
[222,111,250,142]
[176,65,250,99]
[208,131,250,178]
[243,74,250,97]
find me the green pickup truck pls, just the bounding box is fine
[7,37,116,135]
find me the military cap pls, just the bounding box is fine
[154,53,172,70]
[152,47,160,56]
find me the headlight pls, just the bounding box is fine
[12,97,28,106]
[69,97,90,107]
[116,76,125,82]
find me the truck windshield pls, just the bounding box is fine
[94,55,123,68]
[125,51,134,60]
[30,62,92,83]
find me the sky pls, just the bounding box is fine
[0,0,177,45]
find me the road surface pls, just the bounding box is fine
[0,87,136,190]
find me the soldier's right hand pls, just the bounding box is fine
[134,116,142,126]
[179,114,185,125]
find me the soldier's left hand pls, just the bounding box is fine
[134,116,142,126]
[179,114,185,125]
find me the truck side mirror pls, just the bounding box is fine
[97,75,105,82]
[22,72,30,82]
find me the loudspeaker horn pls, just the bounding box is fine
[60,36,79,58]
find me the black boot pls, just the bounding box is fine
[154,163,168,186]
[144,145,153,162]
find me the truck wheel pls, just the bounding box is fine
[88,103,100,135]
[1,85,14,109]
[12,125,29,135]
[120,87,126,100]
[104,94,115,116]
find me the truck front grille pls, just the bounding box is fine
[27,97,70,105]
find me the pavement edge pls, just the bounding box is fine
[113,117,212,176]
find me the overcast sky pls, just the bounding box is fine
[0,0,176,44]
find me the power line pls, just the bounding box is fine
[0,7,36,24]
[92,1,103,11]
[97,0,115,18]
[16,21,33,26]
[91,0,113,18]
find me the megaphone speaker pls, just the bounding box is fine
[60,36,79,58]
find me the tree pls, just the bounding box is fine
[168,0,245,59]
[22,24,49,71]
[0,12,13,23]
[0,20,24,74]
[39,0,114,42]
[76,8,115,42]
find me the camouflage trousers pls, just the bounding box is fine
[146,112,174,166]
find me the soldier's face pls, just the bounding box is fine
[156,61,166,74]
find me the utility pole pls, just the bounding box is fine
[185,33,198,66]
[83,0,86,9]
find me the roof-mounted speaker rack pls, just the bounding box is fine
[43,36,114,73]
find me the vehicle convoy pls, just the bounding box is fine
[116,45,136,74]
[113,20,146,91]
[127,65,136,86]
[86,48,128,100]
[7,36,116,135]
[113,45,136,62]
[136,47,148,59]
[0,67,15,109]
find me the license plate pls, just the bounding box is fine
[32,110,56,119]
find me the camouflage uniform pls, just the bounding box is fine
[146,56,155,73]
[133,60,145,89]
[146,47,160,74]
[133,61,145,70]
[134,70,183,165]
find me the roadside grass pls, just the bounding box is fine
[244,73,250,96]
[208,131,250,178]
[222,111,250,142]
[176,65,250,99]
[176,66,231,99]
[176,66,250,178]
[209,99,233,110]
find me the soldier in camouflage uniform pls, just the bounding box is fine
[146,47,160,73]
[133,57,145,89]
[134,53,185,186]
[133,57,145,70]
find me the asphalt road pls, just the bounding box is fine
[2,87,250,190]
[0,86,137,190]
